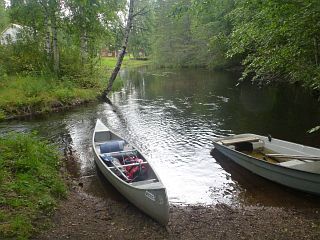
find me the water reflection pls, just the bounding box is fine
[0,67,319,207]
[211,149,320,207]
[99,67,320,205]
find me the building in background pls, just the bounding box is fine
[0,24,23,45]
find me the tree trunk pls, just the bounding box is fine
[81,31,88,64]
[40,1,51,58]
[44,12,51,56]
[52,16,59,74]
[102,0,135,99]
[314,37,318,66]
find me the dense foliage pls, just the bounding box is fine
[0,132,66,239]
[150,0,320,90]
[151,0,237,68]
[1,0,320,91]
[0,0,124,77]
[0,0,8,32]
[228,0,320,90]
[128,0,154,58]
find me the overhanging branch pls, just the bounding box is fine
[132,6,149,18]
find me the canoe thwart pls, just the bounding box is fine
[108,161,148,169]
[100,150,138,159]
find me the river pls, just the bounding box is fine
[1,67,320,207]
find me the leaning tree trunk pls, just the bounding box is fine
[102,0,135,99]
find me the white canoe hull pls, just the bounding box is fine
[93,120,169,225]
[213,134,320,195]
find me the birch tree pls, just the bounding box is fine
[102,0,149,99]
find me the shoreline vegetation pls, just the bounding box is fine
[0,132,67,239]
[0,57,152,240]
[0,57,151,121]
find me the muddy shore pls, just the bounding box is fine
[35,172,320,240]
[34,133,320,240]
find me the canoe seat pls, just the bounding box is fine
[130,179,158,186]
[221,137,261,145]
[94,131,111,142]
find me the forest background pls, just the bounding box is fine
[0,0,320,119]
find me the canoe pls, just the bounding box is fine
[212,134,320,195]
[92,119,169,225]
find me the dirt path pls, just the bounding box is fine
[35,181,320,240]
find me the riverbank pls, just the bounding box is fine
[0,132,67,239]
[35,176,320,240]
[0,57,151,120]
[34,138,320,240]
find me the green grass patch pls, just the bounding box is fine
[0,57,150,119]
[0,132,67,239]
[100,56,152,69]
[0,75,102,118]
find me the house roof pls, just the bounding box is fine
[0,23,23,36]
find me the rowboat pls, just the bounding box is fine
[212,134,320,195]
[92,119,169,225]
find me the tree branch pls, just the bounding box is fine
[132,6,149,18]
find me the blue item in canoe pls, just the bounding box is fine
[100,140,125,153]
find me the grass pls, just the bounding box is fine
[0,75,101,118]
[0,56,151,119]
[100,56,152,69]
[0,132,67,239]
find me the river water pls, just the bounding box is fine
[1,67,320,207]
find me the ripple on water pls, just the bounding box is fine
[2,68,319,208]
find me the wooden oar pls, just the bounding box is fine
[265,154,320,161]
[258,151,282,163]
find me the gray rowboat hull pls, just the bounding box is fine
[213,135,320,196]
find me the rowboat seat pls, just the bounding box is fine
[279,161,320,174]
[278,160,305,167]
[221,137,261,145]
